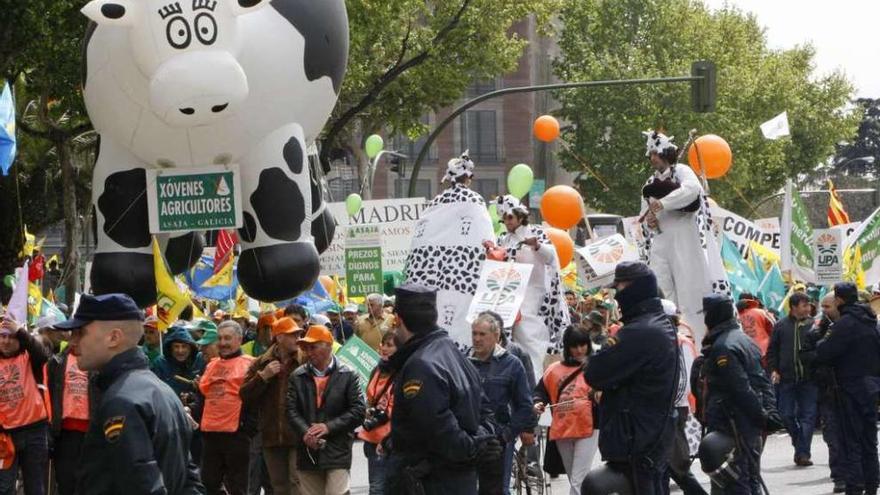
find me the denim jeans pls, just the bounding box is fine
[776,381,818,457]
[364,441,389,495]
[0,424,49,495]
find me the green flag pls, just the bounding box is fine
[781,180,815,282]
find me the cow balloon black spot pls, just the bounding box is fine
[98,168,151,249]
[250,167,304,241]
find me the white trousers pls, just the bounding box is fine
[556,435,599,495]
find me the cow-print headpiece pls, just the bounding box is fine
[642,130,677,157]
[496,195,529,218]
[442,150,476,183]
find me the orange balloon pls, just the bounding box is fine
[533,115,560,143]
[688,134,732,179]
[540,185,584,230]
[546,227,575,268]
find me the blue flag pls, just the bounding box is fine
[721,234,759,299]
[0,81,16,176]
[757,264,787,312]
[184,255,238,301]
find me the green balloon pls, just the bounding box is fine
[345,193,363,216]
[365,134,384,159]
[3,275,15,288]
[507,163,534,199]
[488,203,504,235]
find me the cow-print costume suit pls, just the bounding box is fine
[497,224,569,354]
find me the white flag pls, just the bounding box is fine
[760,111,790,140]
[4,261,28,325]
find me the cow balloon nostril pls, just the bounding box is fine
[179,108,195,115]
[212,103,229,113]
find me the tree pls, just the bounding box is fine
[319,0,559,197]
[0,0,93,305]
[553,0,859,217]
[832,98,880,177]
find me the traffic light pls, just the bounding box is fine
[691,61,716,113]
[389,154,406,178]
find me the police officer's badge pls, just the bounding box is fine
[103,416,125,443]
[402,379,422,398]
[716,355,729,368]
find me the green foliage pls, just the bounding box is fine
[325,0,560,150]
[553,0,859,217]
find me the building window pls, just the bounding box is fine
[395,179,432,199]
[473,178,499,202]
[392,115,437,162]
[467,79,498,98]
[461,110,498,163]
[327,177,360,200]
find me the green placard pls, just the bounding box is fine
[346,225,383,298]
[335,336,380,394]
[147,165,242,234]
[790,190,814,270]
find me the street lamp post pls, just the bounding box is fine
[360,150,409,200]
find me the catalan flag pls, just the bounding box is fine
[827,179,850,226]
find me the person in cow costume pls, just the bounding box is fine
[404,151,496,352]
[640,130,728,346]
[80,0,348,306]
[482,195,569,381]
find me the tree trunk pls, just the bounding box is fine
[58,139,79,306]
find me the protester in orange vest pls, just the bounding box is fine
[533,326,597,495]
[198,320,255,495]
[357,330,397,494]
[736,293,775,367]
[41,315,95,495]
[240,317,305,495]
[0,317,50,495]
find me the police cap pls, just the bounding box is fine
[53,293,144,330]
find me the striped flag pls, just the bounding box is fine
[827,179,850,226]
[214,229,238,274]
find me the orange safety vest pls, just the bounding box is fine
[199,354,254,433]
[541,362,593,441]
[357,369,394,445]
[0,352,48,429]
[61,354,90,423]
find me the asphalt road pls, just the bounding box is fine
[346,431,845,494]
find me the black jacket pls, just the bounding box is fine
[389,329,496,471]
[77,348,203,495]
[286,357,365,471]
[694,318,776,435]
[767,315,814,383]
[45,349,100,439]
[583,297,677,462]
[815,303,880,383]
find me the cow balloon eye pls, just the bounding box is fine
[165,16,191,49]
[194,13,217,45]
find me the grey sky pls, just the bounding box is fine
[704,0,878,98]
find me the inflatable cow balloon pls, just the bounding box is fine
[81,0,348,305]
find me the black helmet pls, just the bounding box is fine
[581,464,633,495]
[698,431,741,488]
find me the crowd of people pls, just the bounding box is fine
[1,132,879,495]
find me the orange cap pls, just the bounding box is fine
[298,325,334,345]
[271,317,301,338]
[258,312,277,329]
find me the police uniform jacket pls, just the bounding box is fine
[583,297,677,462]
[77,348,203,495]
[390,329,494,471]
[697,318,773,434]
[815,303,880,385]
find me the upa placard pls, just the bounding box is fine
[146,165,242,234]
[813,228,844,285]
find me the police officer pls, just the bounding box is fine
[55,294,204,494]
[693,294,779,495]
[385,283,502,495]
[583,262,678,494]
[813,283,880,495]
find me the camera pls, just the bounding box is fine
[362,407,390,431]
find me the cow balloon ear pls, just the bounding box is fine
[81,0,140,25]
[229,0,271,17]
